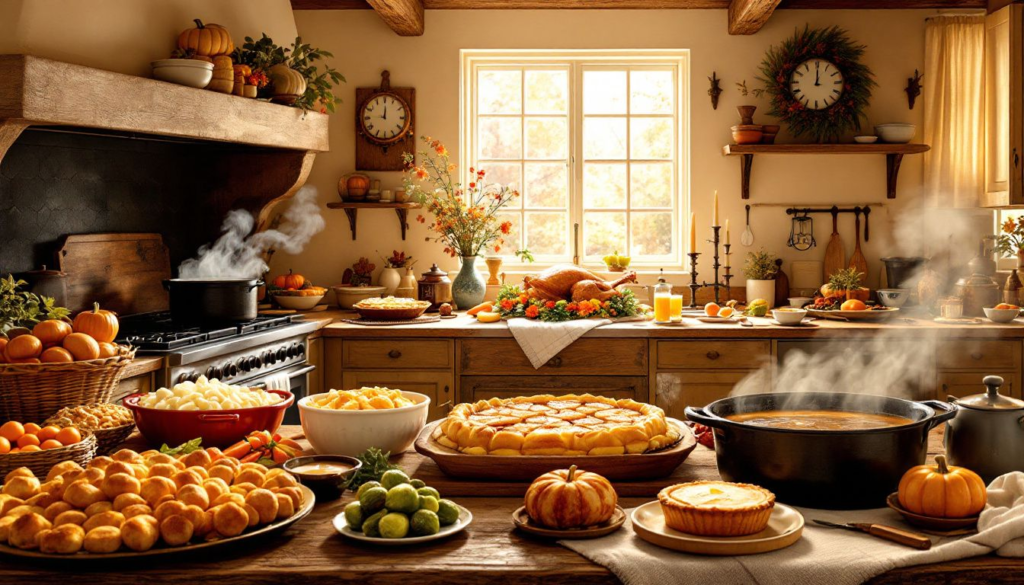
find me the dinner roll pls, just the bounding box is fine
[82,511,125,532]
[0,515,16,542]
[181,450,212,469]
[213,502,248,537]
[38,523,85,554]
[176,484,209,510]
[121,504,153,520]
[43,501,73,522]
[104,461,136,478]
[207,465,234,484]
[87,456,114,471]
[111,449,143,465]
[9,512,52,549]
[0,494,24,515]
[84,501,113,517]
[112,492,146,512]
[244,489,279,524]
[53,510,87,527]
[172,469,203,489]
[275,493,295,520]
[63,482,104,509]
[159,514,194,546]
[120,515,159,552]
[146,463,177,479]
[139,476,176,507]
[4,467,34,483]
[101,473,141,500]
[46,461,82,482]
[153,500,188,523]
[83,525,121,553]
[3,476,40,500]
[202,478,230,502]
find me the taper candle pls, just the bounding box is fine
[725,219,730,245]
[713,190,719,226]
[690,212,696,250]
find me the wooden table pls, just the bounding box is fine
[4,426,1023,584]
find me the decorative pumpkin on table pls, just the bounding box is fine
[524,465,618,529]
[273,269,306,291]
[268,64,307,104]
[177,19,234,58]
[898,455,987,518]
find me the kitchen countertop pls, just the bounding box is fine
[6,426,1019,584]
[121,355,163,378]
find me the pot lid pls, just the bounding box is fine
[421,263,449,280]
[953,375,1024,410]
[956,273,999,289]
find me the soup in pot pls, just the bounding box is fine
[726,410,912,430]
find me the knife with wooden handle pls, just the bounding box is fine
[813,520,932,550]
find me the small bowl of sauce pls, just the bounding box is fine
[283,455,362,500]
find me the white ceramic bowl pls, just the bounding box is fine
[984,307,1020,324]
[854,135,879,144]
[272,293,325,310]
[332,285,386,309]
[874,124,916,144]
[298,390,430,457]
[876,289,910,308]
[772,308,807,326]
[151,59,213,89]
[787,297,812,309]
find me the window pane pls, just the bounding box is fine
[630,163,673,208]
[479,162,522,209]
[478,70,521,115]
[583,212,626,256]
[583,71,627,114]
[525,117,567,160]
[631,212,673,256]
[630,118,672,159]
[525,212,568,257]
[584,118,627,160]
[495,212,522,254]
[524,163,567,209]
[630,70,673,115]
[583,164,626,209]
[525,70,568,114]
[478,117,522,159]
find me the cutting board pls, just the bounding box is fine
[58,233,170,315]
[849,210,869,281]
[823,210,846,281]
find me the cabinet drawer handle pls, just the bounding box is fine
[546,356,563,367]
[388,349,402,359]
[970,352,982,361]
[706,350,720,360]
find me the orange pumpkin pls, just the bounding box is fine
[97,342,119,359]
[273,270,305,291]
[176,19,234,57]
[0,338,7,363]
[898,454,987,518]
[63,332,100,361]
[347,175,370,194]
[524,465,618,529]
[5,335,42,360]
[32,319,72,346]
[73,303,119,343]
[40,346,74,363]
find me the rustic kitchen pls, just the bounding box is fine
[0,0,1023,582]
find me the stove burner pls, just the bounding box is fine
[117,312,299,351]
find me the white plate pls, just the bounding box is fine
[631,500,804,556]
[333,503,473,545]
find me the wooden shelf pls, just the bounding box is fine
[326,201,423,240]
[722,143,931,199]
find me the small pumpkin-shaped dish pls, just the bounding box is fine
[524,465,618,529]
[898,454,987,519]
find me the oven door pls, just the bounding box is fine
[247,363,316,425]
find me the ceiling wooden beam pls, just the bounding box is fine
[293,0,985,8]
[366,0,425,35]
[728,0,782,34]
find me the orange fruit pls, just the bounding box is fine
[19,445,40,453]
[17,433,40,448]
[40,346,74,363]
[0,338,7,363]
[55,427,82,446]
[704,302,720,317]
[23,422,40,435]
[5,334,42,360]
[719,307,735,318]
[0,437,10,454]
[8,448,19,454]
[98,342,118,359]
[32,320,72,346]
[40,439,63,450]
[0,421,24,442]
[36,425,60,442]
[840,299,867,311]
[63,332,100,361]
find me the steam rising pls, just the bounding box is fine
[178,187,324,279]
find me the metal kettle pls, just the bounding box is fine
[945,375,1024,482]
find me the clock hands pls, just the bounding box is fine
[383,102,388,120]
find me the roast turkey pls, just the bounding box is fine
[523,265,637,303]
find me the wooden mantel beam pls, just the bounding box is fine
[366,0,425,35]
[728,0,782,34]
[293,0,987,9]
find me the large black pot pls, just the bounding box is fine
[685,393,957,510]
[163,278,262,326]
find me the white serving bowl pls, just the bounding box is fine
[772,308,808,326]
[984,307,1020,324]
[151,59,213,89]
[876,289,910,308]
[787,297,812,309]
[298,390,430,457]
[854,135,879,144]
[874,124,916,144]
[332,285,386,309]
[272,293,325,310]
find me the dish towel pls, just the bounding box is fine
[507,317,641,369]
[561,472,1024,585]
[262,372,291,394]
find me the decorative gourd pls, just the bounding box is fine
[4,335,42,361]
[273,270,305,291]
[177,19,234,57]
[524,465,618,529]
[63,332,100,361]
[72,302,119,343]
[32,320,72,346]
[898,454,987,518]
[346,175,370,196]
[268,64,307,102]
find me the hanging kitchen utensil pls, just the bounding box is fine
[741,205,754,247]
[823,207,846,281]
[849,207,869,280]
[787,212,816,251]
[774,259,790,305]
[863,206,871,242]
[812,520,932,550]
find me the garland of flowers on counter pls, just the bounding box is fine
[495,285,642,322]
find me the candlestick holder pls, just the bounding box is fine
[723,243,733,301]
[698,225,732,305]
[687,252,701,309]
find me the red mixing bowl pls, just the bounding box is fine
[123,390,294,448]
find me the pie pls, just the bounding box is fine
[657,481,776,536]
[434,394,680,456]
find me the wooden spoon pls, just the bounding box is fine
[823,207,845,281]
[849,207,868,280]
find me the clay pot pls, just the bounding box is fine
[761,124,780,144]
[731,124,763,145]
[737,105,757,125]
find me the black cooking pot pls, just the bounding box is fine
[685,393,957,510]
[163,278,263,326]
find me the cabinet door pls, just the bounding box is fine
[341,370,453,422]
[984,5,1024,207]
[460,376,647,403]
[655,371,766,421]
[938,371,1021,401]
[113,373,153,404]
[307,336,324,397]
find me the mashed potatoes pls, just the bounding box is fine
[139,377,283,411]
[308,387,414,410]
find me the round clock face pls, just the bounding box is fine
[360,93,410,144]
[789,59,844,111]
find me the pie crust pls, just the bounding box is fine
[657,481,776,536]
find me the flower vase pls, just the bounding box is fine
[378,267,402,296]
[485,256,503,286]
[452,256,486,309]
[746,279,775,309]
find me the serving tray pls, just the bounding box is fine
[414,418,696,481]
[807,308,899,321]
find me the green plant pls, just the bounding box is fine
[827,267,864,292]
[735,80,764,99]
[743,249,779,280]
[233,34,345,113]
[0,275,70,334]
[349,447,400,491]
[515,249,535,263]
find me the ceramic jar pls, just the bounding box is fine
[378,266,401,296]
[452,256,486,309]
[746,280,775,309]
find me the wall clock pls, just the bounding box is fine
[758,26,875,143]
[356,70,415,171]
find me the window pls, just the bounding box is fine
[461,50,689,270]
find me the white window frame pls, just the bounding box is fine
[460,49,691,272]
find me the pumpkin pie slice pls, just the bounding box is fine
[657,481,775,536]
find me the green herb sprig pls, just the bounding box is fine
[159,437,203,456]
[0,275,71,334]
[348,447,400,491]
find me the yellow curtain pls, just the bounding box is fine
[924,15,986,207]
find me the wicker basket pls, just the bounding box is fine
[0,432,97,479]
[0,346,136,423]
[91,422,136,455]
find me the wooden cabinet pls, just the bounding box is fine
[653,340,771,417]
[655,371,767,421]
[932,339,1020,399]
[983,4,1024,207]
[342,370,453,421]
[459,338,646,376]
[656,340,770,370]
[113,371,154,404]
[938,371,1021,401]
[460,375,646,403]
[342,340,453,370]
[307,335,324,396]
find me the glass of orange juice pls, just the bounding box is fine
[653,293,672,323]
[670,294,683,322]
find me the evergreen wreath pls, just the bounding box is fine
[757,26,875,143]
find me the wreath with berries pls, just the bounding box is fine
[757,26,875,143]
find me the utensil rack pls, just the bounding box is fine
[785,205,872,241]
